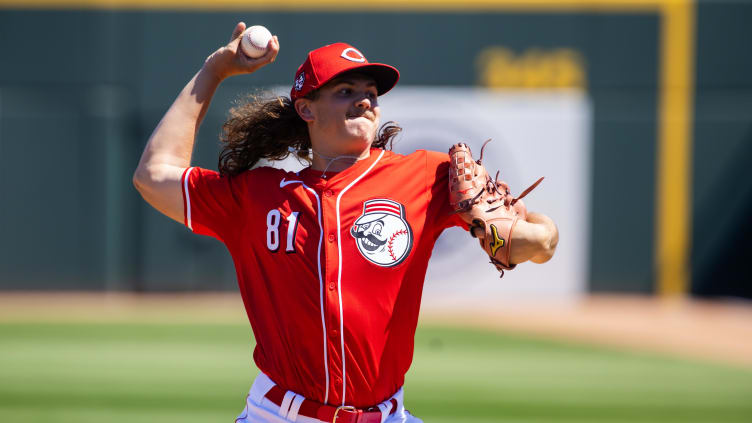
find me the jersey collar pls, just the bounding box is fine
[300,148,384,187]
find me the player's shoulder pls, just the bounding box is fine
[235,165,295,182]
[422,149,450,165]
[379,148,449,168]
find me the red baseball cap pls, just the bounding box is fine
[290,42,400,101]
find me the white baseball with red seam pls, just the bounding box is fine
[240,25,272,59]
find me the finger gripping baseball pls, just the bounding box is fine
[448,139,543,276]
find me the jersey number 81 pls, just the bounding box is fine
[266,209,299,253]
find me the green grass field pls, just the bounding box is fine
[1,322,751,423]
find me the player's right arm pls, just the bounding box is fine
[133,22,279,223]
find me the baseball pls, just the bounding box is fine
[240,25,272,59]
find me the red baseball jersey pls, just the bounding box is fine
[181,148,464,408]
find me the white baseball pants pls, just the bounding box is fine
[235,373,423,423]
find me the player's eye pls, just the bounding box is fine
[360,223,370,230]
[372,222,383,236]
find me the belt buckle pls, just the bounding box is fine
[332,405,357,423]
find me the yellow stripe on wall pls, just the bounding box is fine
[0,0,695,297]
[656,0,695,297]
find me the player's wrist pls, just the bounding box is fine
[203,43,249,82]
[199,57,228,85]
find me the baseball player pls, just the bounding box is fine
[133,22,558,423]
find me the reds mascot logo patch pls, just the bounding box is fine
[350,199,413,267]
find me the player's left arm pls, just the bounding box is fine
[509,212,559,265]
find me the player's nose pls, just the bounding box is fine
[354,95,371,110]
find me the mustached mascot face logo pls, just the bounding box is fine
[350,199,413,267]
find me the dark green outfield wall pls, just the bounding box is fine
[691,2,752,298]
[0,4,748,296]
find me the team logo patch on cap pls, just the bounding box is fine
[294,72,305,91]
[350,199,413,267]
[340,47,366,63]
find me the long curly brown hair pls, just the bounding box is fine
[218,91,402,177]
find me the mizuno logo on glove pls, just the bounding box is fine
[489,224,505,256]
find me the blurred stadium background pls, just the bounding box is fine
[1,0,751,422]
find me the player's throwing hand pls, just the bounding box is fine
[203,21,279,80]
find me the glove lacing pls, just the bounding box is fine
[454,138,544,218]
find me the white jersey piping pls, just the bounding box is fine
[335,150,385,405]
[183,167,195,231]
[279,177,329,403]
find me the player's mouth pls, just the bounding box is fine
[346,111,374,121]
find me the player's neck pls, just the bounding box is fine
[310,147,371,174]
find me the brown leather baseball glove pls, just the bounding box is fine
[448,139,543,276]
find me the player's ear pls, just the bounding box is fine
[294,98,315,122]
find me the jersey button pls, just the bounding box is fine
[328,233,336,242]
[331,328,339,336]
[324,189,333,197]
[328,282,336,290]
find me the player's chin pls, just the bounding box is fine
[344,121,378,142]
[345,117,376,130]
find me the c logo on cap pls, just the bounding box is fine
[341,47,366,63]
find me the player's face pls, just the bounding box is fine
[307,74,380,156]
